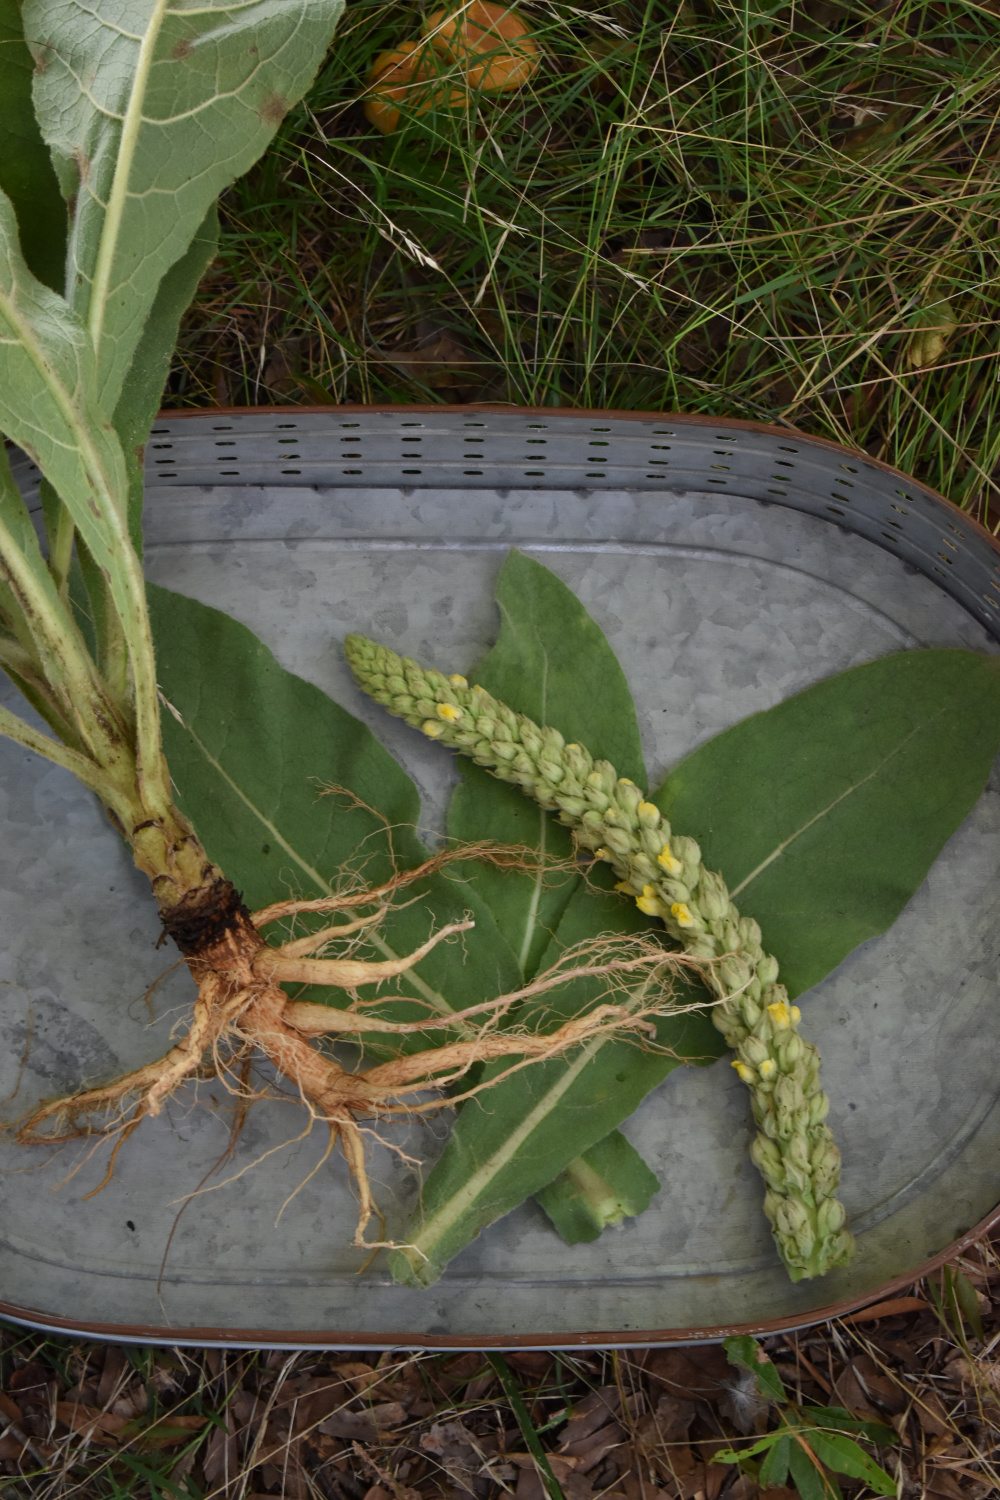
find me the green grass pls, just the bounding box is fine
[168,0,1000,525]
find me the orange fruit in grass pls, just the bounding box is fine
[423,2,539,92]
[364,40,467,133]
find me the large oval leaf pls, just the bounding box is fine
[448,548,645,978]
[148,583,521,1032]
[392,647,1000,1282]
[25,0,345,412]
[654,649,1000,998]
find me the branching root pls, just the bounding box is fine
[12,867,713,1250]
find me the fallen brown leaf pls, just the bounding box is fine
[0,1393,22,1425]
[8,1362,49,1404]
[97,1344,129,1408]
[203,1409,238,1497]
[914,1388,953,1437]
[132,1414,210,1451]
[318,1408,379,1443]
[842,1296,931,1324]
[54,1400,129,1446]
[645,1346,730,1401]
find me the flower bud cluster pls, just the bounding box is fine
[345,634,854,1282]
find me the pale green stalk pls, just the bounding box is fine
[345,633,854,1282]
[0,445,129,767]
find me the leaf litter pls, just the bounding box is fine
[6,1229,1000,1499]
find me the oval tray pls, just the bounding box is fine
[1,406,998,1349]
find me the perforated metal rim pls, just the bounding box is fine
[0,1199,997,1351]
[100,404,1000,640]
[10,405,1000,641]
[4,403,1000,1349]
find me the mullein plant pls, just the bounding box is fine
[0,2,702,1245]
[345,635,855,1281]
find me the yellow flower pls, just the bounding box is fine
[594,847,611,861]
[638,799,660,821]
[759,1058,777,1081]
[615,880,637,895]
[619,777,635,786]
[636,886,667,918]
[422,719,445,738]
[767,1000,791,1029]
[790,1005,802,1024]
[732,1060,756,1083]
[436,702,462,722]
[449,674,468,690]
[670,901,695,927]
[657,841,682,875]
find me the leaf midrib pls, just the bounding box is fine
[728,717,933,899]
[87,0,171,399]
[172,706,467,1022]
[405,977,655,1269]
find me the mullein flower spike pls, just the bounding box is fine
[344,633,854,1282]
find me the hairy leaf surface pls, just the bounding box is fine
[448,549,645,977]
[149,584,520,1030]
[392,631,1000,1281]
[445,551,661,1241]
[654,649,1000,998]
[0,189,165,780]
[390,553,724,1284]
[113,203,219,549]
[24,0,345,412]
[534,1128,661,1243]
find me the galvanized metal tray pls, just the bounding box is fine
[1,407,998,1349]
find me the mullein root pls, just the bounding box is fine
[14,843,701,1248]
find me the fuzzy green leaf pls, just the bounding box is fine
[388,859,722,1285]
[0,188,167,794]
[447,549,645,978]
[390,630,1000,1280]
[387,552,717,1283]
[0,444,117,784]
[534,1129,661,1242]
[0,0,67,291]
[445,550,662,1241]
[547,648,1000,1241]
[112,202,219,550]
[148,584,520,1028]
[24,0,345,413]
[654,649,1000,998]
